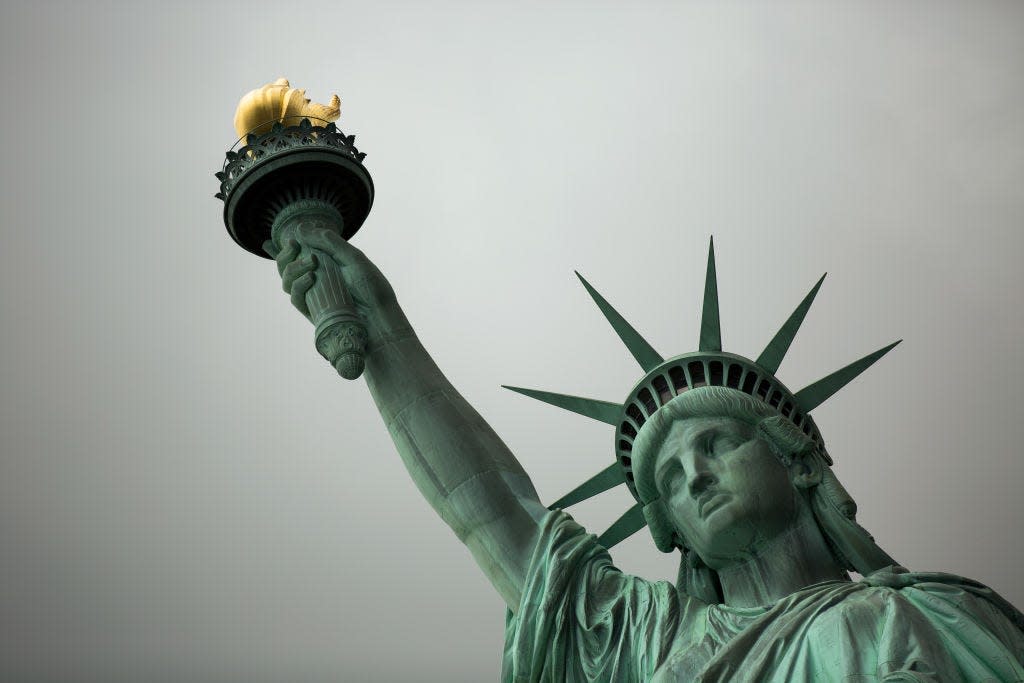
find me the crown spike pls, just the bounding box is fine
[549,463,624,510]
[597,502,647,549]
[795,340,902,413]
[756,273,827,374]
[502,385,621,425]
[574,272,663,372]
[699,236,722,352]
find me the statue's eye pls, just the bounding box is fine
[700,433,719,457]
[656,459,684,498]
[708,433,740,456]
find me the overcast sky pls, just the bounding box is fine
[2,1,1023,680]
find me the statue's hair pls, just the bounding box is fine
[631,386,897,603]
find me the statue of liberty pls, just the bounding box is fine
[219,82,1023,680]
[263,231,1024,681]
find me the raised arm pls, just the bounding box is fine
[265,228,547,609]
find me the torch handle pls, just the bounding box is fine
[271,200,368,380]
[306,246,367,379]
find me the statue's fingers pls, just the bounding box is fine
[262,239,280,259]
[298,227,369,269]
[275,238,302,277]
[290,271,315,317]
[281,254,318,294]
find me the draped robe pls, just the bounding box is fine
[502,511,1024,682]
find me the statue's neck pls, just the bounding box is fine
[715,502,848,609]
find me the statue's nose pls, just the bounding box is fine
[688,471,717,497]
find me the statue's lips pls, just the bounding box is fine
[698,492,730,518]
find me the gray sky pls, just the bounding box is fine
[2,1,1022,680]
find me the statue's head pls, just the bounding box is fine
[628,386,896,602]
[505,238,899,602]
[633,387,820,570]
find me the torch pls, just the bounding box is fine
[215,79,374,379]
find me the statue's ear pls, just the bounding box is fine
[789,450,823,489]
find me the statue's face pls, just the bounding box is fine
[652,416,801,570]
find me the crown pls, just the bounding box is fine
[504,238,900,550]
[215,117,373,258]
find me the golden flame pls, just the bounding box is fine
[233,78,341,139]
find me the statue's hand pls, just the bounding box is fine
[263,228,406,348]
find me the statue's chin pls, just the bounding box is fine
[694,511,816,573]
[682,511,761,569]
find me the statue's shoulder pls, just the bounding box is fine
[657,574,1024,681]
[855,565,1024,633]
[744,571,1024,679]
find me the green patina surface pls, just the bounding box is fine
[260,228,1024,681]
[220,122,1023,679]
